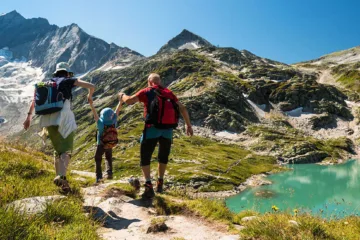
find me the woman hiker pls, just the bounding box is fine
[23,62,95,192]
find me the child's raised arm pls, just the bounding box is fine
[115,95,123,117]
[89,99,99,122]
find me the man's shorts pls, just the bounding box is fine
[140,126,173,166]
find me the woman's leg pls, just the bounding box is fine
[54,152,60,176]
[47,126,74,191]
[59,152,71,176]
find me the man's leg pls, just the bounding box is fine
[140,138,158,180]
[141,165,151,181]
[104,148,113,179]
[94,145,105,182]
[156,137,172,193]
[140,138,158,198]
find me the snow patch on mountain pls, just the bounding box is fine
[0,47,44,104]
[178,41,201,50]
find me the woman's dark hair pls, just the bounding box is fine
[54,70,69,78]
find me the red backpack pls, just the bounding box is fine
[145,87,179,129]
[101,125,118,149]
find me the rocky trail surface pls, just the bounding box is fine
[77,171,240,240]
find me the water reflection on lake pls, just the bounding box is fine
[226,160,360,218]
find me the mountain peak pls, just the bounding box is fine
[157,29,213,54]
[0,10,25,21]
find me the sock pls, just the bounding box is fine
[60,176,66,180]
[145,180,152,185]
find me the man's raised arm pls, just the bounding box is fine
[118,93,139,105]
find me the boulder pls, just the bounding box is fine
[254,190,276,198]
[283,142,317,158]
[289,220,299,226]
[309,113,336,130]
[147,217,169,233]
[241,216,258,222]
[6,195,65,214]
[287,151,329,164]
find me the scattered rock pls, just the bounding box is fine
[74,177,88,182]
[283,142,317,158]
[147,217,169,233]
[254,190,276,198]
[286,151,329,164]
[240,174,271,188]
[71,170,96,178]
[289,220,299,226]
[6,195,65,214]
[233,224,246,231]
[345,128,354,135]
[309,113,336,130]
[241,216,258,222]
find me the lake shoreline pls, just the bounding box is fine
[226,159,360,218]
[194,156,360,199]
[190,173,274,199]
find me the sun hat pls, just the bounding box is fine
[53,62,73,74]
[100,108,116,126]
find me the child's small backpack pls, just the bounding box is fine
[34,80,64,115]
[101,124,118,149]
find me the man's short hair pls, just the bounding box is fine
[148,73,161,84]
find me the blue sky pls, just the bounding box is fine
[2,0,360,64]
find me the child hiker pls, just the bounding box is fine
[89,95,123,183]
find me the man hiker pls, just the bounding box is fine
[119,73,193,199]
[23,62,95,193]
[89,95,123,183]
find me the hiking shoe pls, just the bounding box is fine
[53,176,63,186]
[128,177,141,192]
[61,180,71,193]
[156,179,164,193]
[104,172,113,180]
[96,177,104,184]
[141,183,155,199]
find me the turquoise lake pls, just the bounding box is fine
[226,160,360,218]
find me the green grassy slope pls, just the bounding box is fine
[0,144,99,240]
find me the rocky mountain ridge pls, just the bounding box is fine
[0,10,143,74]
[0,10,143,135]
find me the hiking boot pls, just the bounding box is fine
[156,179,164,193]
[53,176,63,186]
[104,172,113,180]
[61,179,71,193]
[128,177,141,191]
[141,183,155,199]
[96,177,104,184]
